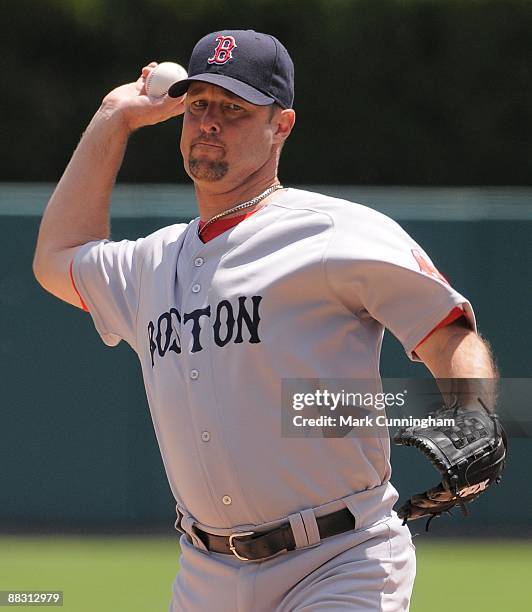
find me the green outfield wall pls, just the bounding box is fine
[1,185,530,532]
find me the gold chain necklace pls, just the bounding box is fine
[198,183,283,237]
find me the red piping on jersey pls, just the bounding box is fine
[69,259,89,312]
[415,306,465,350]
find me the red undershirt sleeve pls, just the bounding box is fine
[414,306,467,351]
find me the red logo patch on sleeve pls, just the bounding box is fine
[411,249,450,285]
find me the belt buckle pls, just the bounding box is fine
[228,531,254,561]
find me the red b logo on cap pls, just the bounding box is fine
[208,36,237,65]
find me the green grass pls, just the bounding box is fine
[0,536,180,611]
[0,537,530,611]
[411,540,532,612]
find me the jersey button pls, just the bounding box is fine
[190,369,199,380]
[192,283,201,293]
[201,431,210,442]
[222,495,232,506]
[194,257,204,267]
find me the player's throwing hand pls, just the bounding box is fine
[100,62,186,133]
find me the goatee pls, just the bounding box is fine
[189,157,229,182]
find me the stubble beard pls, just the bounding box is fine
[189,156,229,182]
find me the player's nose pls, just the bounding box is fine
[199,106,222,134]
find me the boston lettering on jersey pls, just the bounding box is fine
[147,295,262,367]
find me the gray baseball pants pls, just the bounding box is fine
[169,513,416,611]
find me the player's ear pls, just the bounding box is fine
[273,108,296,144]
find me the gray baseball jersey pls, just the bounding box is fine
[72,188,474,609]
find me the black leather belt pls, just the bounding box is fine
[187,508,356,561]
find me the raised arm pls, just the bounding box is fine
[33,63,185,308]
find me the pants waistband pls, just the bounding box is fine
[175,481,398,554]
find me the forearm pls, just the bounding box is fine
[428,325,496,378]
[439,332,497,411]
[417,321,498,411]
[35,108,130,260]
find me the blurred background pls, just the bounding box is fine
[1,1,531,610]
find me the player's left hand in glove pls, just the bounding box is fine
[393,398,507,529]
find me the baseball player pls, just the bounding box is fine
[33,30,504,611]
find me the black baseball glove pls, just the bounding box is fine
[393,399,507,530]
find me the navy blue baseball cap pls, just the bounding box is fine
[168,30,294,108]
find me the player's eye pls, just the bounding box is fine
[225,103,244,112]
[190,100,207,110]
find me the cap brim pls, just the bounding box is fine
[168,73,275,105]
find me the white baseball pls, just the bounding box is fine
[145,62,188,98]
